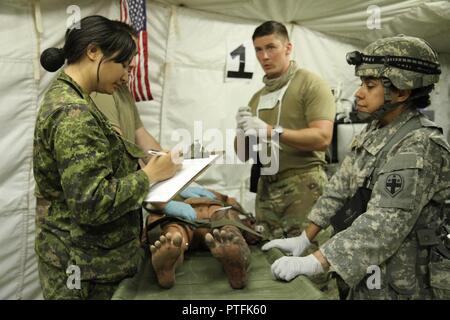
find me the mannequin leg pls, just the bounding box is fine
[204,208,251,289]
[150,222,193,288]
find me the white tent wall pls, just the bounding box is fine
[0,0,117,300]
[432,53,450,142]
[0,1,39,301]
[0,0,449,299]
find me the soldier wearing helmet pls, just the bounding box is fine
[262,35,450,299]
[347,34,441,122]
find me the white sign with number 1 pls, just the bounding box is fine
[225,40,255,82]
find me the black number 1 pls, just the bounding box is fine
[227,44,253,79]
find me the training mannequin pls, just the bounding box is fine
[144,191,258,289]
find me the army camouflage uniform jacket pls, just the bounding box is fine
[308,108,450,299]
[33,72,149,282]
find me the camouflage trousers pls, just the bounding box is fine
[38,259,119,300]
[36,198,126,300]
[255,166,328,239]
[256,166,338,298]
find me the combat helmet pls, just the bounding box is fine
[346,35,441,120]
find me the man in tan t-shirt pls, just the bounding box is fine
[235,21,336,246]
[92,84,161,151]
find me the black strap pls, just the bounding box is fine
[144,215,264,245]
[360,54,441,75]
[146,216,205,232]
[249,160,262,193]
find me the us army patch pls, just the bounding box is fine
[385,173,404,197]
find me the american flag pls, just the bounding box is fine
[120,0,153,101]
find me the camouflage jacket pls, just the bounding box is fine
[33,71,149,282]
[308,108,450,299]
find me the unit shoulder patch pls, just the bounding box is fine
[385,173,404,197]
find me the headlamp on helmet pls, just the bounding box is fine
[346,50,441,75]
[346,51,362,66]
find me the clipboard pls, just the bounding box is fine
[144,153,222,203]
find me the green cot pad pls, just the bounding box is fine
[112,245,325,300]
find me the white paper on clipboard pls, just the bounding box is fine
[144,153,222,203]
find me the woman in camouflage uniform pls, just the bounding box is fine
[263,35,450,299]
[34,15,180,299]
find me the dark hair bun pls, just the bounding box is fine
[40,47,65,72]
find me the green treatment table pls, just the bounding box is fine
[112,245,328,300]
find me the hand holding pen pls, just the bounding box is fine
[143,149,182,183]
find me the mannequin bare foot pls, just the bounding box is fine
[150,232,183,288]
[205,228,250,289]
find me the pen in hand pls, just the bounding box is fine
[147,149,184,165]
[147,149,167,157]
[143,150,181,183]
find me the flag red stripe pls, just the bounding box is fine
[142,31,152,99]
[136,36,145,101]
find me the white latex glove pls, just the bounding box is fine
[235,106,252,129]
[241,116,269,137]
[271,254,324,282]
[261,230,311,257]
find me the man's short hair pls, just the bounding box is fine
[252,21,289,42]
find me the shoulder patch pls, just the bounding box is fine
[385,173,404,196]
[376,153,422,210]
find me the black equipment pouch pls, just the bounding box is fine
[249,161,261,193]
[330,186,372,234]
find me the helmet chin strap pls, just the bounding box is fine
[356,100,404,122]
[357,78,401,122]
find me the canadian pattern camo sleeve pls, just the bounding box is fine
[50,104,149,226]
[320,130,439,287]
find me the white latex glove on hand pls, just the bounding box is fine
[271,254,324,282]
[261,230,311,257]
[241,116,269,137]
[235,106,252,129]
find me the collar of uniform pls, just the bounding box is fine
[350,120,380,150]
[261,60,298,93]
[57,70,111,127]
[57,70,90,101]
[359,108,421,156]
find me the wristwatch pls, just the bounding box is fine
[273,125,284,136]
